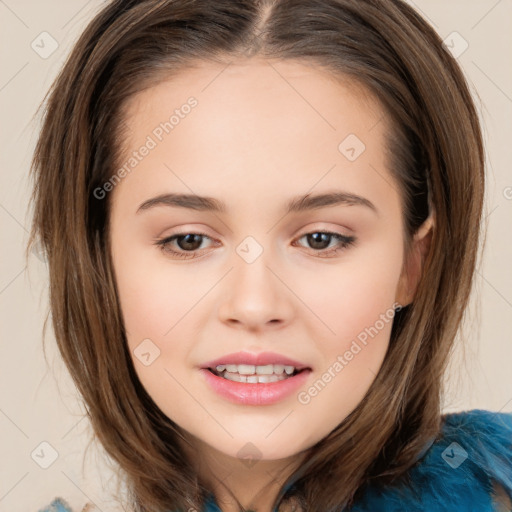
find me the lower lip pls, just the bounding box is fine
[199,368,311,406]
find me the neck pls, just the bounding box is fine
[181,436,305,512]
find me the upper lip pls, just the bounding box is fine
[201,351,311,370]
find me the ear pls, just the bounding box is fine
[395,214,434,307]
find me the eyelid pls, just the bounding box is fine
[293,230,356,254]
[295,223,355,237]
[154,226,356,260]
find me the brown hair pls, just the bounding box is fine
[27,0,484,510]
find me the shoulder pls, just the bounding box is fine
[441,408,512,439]
[352,409,512,512]
[438,408,512,486]
[38,497,95,512]
[38,497,74,512]
[439,408,512,458]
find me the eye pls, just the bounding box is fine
[154,230,356,260]
[293,231,356,257]
[154,232,215,260]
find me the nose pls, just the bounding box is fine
[217,250,294,331]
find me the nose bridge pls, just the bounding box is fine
[217,234,292,327]
[232,234,278,302]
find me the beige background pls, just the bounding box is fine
[1,1,511,511]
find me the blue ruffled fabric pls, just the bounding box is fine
[39,409,512,512]
[348,409,512,511]
[38,497,75,512]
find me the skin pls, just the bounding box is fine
[109,58,432,511]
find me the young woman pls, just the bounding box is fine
[32,0,512,511]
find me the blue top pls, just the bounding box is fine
[39,409,512,512]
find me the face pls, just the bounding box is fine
[109,58,418,464]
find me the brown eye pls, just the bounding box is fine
[173,234,205,251]
[295,231,356,257]
[155,232,214,259]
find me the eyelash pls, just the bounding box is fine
[154,230,356,260]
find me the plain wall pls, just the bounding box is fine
[1,1,511,510]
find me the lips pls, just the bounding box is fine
[199,367,312,405]
[201,350,311,371]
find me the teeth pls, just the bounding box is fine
[215,364,297,375]
[211,363,304,383]
[256,364,274,375]
[223,372,288,383]
[273,364,285,374]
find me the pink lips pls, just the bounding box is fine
[199,367,312,405]
[199,350,313,405]
[201,350,311,371]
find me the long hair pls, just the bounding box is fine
[27,0,485,510]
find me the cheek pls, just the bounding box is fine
[295,298,399,433]
[291,239,403,416]
[112,243,207,346]
[113,255,201,413]
[299,239,403,344]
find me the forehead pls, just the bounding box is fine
[112,58,395,212]
[120,57,386,151]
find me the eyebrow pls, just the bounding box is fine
[136,190,378,215]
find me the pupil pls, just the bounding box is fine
[179,234,202,250]
[308,232,330,249]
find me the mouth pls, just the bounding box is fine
[206,364,309,384]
